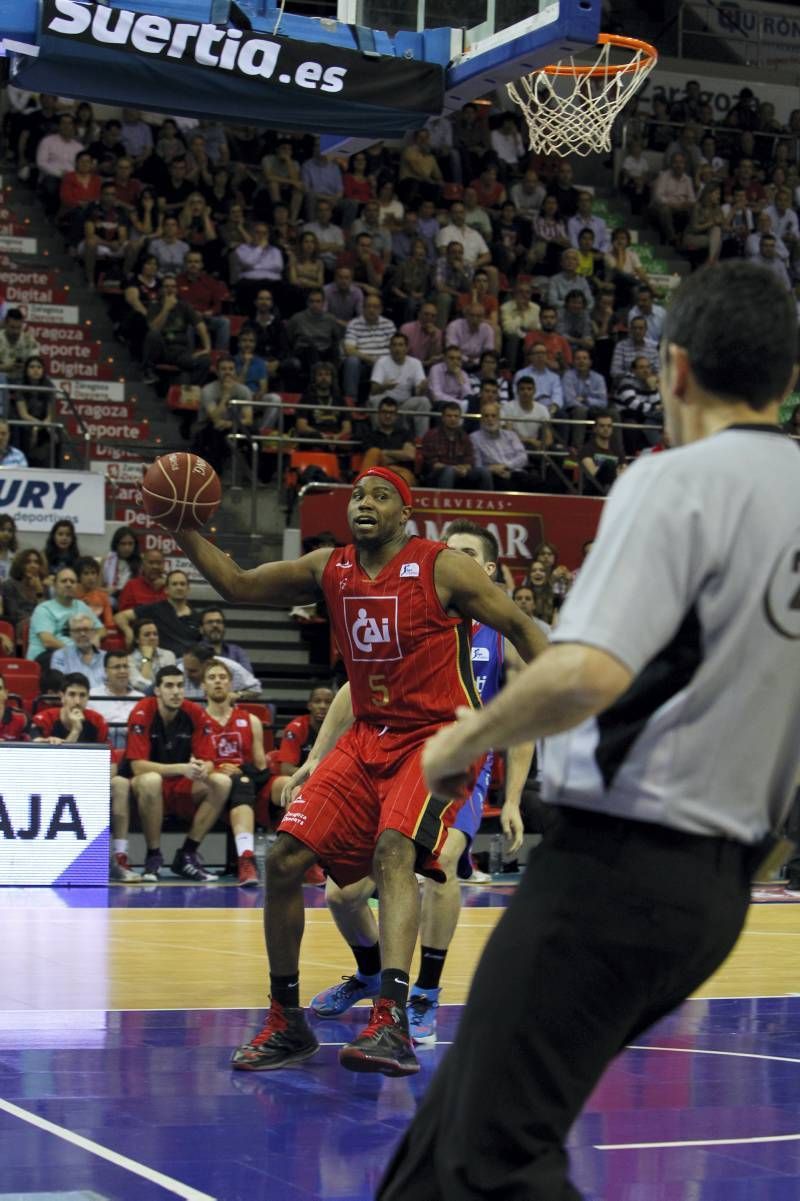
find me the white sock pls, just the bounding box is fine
[113,839,128,856]
[235,832,254,857]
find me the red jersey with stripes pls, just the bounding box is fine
[193,707,254,767]
[322,536,480,729]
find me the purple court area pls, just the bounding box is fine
[2,884,799,1201]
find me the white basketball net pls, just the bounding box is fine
[507,38,657,157]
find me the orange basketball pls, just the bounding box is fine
[140,453,222,532]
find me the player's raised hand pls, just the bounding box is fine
[422,707,482,800]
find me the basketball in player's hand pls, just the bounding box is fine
[141,453,222,532]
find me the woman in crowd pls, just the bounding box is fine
[154,119,185,165]
[286,231,324,313]
[533,194,571,274]
[524,558,557,625]
[11,356,58,465]
[2,548,47,634]
[101,526,142,604]
[126,187,162,271]
[342,151,374,228]
[389,236,434,323]
[0,516,19,583]
[44,520,81,576]
[128,617,176,693]
[603,227,649,309]
[684,181,728,265]
[531,540,558,577]
[74,101,99,147]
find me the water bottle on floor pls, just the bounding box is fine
[254,830,268,874]
[488,833,503,876]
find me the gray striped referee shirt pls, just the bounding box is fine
[544,425,800,844]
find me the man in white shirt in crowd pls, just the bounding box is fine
[501,378,552,455]
[436,201,492,269]
[51,613,107,688]
[513,343,564,414]
[650,151,696,244]
[500,280,541,371]
[369,333,430,436]
[304,199,346,272]
[35,112,83,212]
[179,644,261,700]
[90,650,145,750]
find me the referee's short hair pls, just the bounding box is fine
[663,261,798,409]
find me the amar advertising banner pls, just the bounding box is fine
[17,0,445,136]
[300,485,603,575]
[0,466,106,533]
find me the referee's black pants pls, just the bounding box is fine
[377,806,754,1201]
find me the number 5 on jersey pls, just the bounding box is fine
[368,673,390,706]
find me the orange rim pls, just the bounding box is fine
[541,32,658,77]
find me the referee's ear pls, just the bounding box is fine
[664,342,690,401]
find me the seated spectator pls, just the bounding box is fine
[261,138,305,222]
[50,612,106,687]
[567,191,610,253]
[428,344,471,414]
[470,398,538,491]
[501,378,552,454]
[400,302,443,371]
[547,248,594,315]
[248,289,287,375]
[513,343,564,414]
[512,583,550,631]
[176,250,231,350]
[0,515,17,584]
[336,231,385,298]
[194,658,270,886]
[287,231,325,312]
[377,179,404,229]
[90,649,145,750]
[723,156,765,209]
[148,215,190,275]
[233,326,271,404]
[121,253,161,358]
[765,187,800,256]
[434,240,475,327]
[323,267,364,330]
[304,198,346,273]
[219,201,250,263]
[74,556,114,629]
[119,109,153,166]
[532,195,571,273]
[511,168,546,220]
[341,150,373,228]
[466,350,511,406]
[27,566,101,662]
[300,141,343,220]
[437,200,492,272]
[446,302,496,371]
[207,165,242,225]
[80,180,130,285]
[178,643,260,699]
[746,211,789,261]
[153,118,186,168]
[0,670,30,740]
[157,154,195,218]
[126,665,232,881]
[524,304,573,371]
[518,562,556,624]
[58,150,102,232]
[117,547,166,612]
[454,102,490,182]
[649,152,696,245]
[581,411,625,494]
[547,160,580,218]
[294,361,350,449]
[388,237,434,324]
[142,274,211,385]
[616,354,663,449]
[558,290,595,354]
[196,355,256,474]
[101,528,142,606]
[2,548,47,633]
[392,210,430,265]
[562,348,609,448]
[663,123,703,174]
[45,519,81,577]
[610,315,659,386]
[499,281,541,371]
[618,136,652,215]
[603,227,649,309]
[235,222,285,312]
[0,309,41,384]
[749,232,792,288]
[490,113,526,177]
[86,119,127,176]
[491,202,532,280]
[368,332,430,436]
[9,356,57,465]
[470,160,507,214]
[420,401,492,490]
[350,199,392,263]
[35,112,83,212]
[343,294,396,402]
[284,289,342,390]
[574,227,602,284]
[628,284,666,344]
[127,617,176,693]
[32,671,108,745]
[111,157,145,218]
[722,185,755,255]
[198,607,254,673]
[0,418,27,467]
[399,128,444,206]
[359,397,418,486]
[457,268,500,333]
[462,186,493,241]
[683,182,727,265]
[116,569,200,657]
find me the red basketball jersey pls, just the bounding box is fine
[322,536,480,728]
[194,707,254,766]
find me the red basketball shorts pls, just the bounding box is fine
[277,720,463,886]
[161,775,196,820]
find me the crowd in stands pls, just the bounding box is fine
[4,80,797,493]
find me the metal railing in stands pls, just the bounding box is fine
[222,398,667,525]
[620,114,800,162]
[0,382,92,468]
[677,1,800,71]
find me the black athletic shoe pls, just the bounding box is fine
[339,998,420,1077]
[231,999,319,1071]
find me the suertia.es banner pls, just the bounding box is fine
[0,744,110,886]
[20,0,445,136]
[300,486,603,575]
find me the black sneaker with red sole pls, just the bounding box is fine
[231,999,319,1071]
[339,998,420,1077]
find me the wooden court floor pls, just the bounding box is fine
[3,893,799,1013]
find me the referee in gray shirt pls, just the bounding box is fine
[378,260,800,1200]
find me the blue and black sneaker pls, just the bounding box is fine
[310,973,381,1018]
[408,986,440,1045]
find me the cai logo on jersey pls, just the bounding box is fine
[343,595,402,662]
[215,733,243,759]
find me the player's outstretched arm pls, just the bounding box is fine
[170,529,331,606]
[280,683,355,807]
[436,548,548,663]
[422,642,633,800]
[499,641,536,854]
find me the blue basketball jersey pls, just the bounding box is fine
[470,621,505,705]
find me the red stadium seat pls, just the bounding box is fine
[0,658,41,707]
[0,619,15,653]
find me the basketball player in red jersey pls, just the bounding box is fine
[170,466,546,1076]
[194,657,268,888]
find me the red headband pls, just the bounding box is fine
[353,467,413,508]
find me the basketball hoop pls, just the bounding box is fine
[507,33,658,158]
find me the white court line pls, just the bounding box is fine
[629,1043,800,1066]
[0,1097,218,1200]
